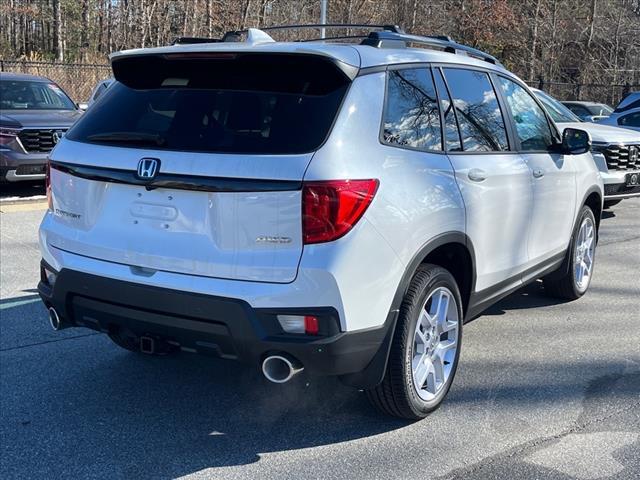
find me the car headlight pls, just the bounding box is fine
[0,127,21,148]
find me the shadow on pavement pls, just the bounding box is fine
[483,281,566,316]
[0,298,410,478]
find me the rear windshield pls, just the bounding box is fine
[66,53,350,154]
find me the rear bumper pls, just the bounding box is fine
[38,264,394,385]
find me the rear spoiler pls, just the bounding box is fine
[111,51,359,90]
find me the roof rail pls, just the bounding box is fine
[173,24,403,45]
[253,24,403,34]
[361,31,501,66]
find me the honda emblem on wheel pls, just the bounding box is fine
[136,158,160,180]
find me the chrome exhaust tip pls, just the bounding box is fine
[48,307,62,331]
[262,354,304,383]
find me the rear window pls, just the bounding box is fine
[66,53,350,154]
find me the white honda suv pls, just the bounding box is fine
[38,26,603,419]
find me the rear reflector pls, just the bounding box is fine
[277,314,320,335]
[302,179,378,244]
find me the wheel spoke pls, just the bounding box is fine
[413,356,432,390]
[581,260,590,277]
[432,352,445,385]
[419,309,435,329]
[415,327,428,347]
[576,262,584,282]
[434,291,450,334]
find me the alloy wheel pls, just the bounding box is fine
[574,216,596,292]
[411,287,460,401]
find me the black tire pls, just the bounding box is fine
[366,264,463,420]
[543,205,597,300]
[603,199,621,209]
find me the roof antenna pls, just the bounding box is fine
[245,28,275,45]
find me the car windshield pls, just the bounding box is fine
[593,104,613,116]
[533,90,581,123]
[0,79,76,110]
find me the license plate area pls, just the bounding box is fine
[16,164,46,175]
[626,173,640,187]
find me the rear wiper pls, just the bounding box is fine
[87,132,166,146]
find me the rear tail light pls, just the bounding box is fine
[45,160,52,211]
[302,179,379,244]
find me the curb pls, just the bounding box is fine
[0,196,47,206]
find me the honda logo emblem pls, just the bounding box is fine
[52,130,65,144]
[136,158,160,180]
[630,146,638,163]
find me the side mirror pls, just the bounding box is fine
[77,102,89,111]
[561,128,591,154]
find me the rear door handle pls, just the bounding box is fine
[532,168,545,178]
[468,168,487,182]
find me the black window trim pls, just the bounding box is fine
[50,160,302,193]
[433,66,464,153]
[378,64,447,155]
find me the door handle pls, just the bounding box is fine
[532,168,545,178]
[468,168,487,182]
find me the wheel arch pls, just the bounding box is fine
[583,188,603,234]
[340,231,476,390]
[391,232,476,314]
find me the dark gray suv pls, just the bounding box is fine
[0,73,82,183]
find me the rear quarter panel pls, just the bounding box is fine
[302,73,466,330]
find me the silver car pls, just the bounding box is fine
[533,88,640,206]
[38,26,603,419]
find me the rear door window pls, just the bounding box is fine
[382,67,442,151]
[442,68,509,152]
[66,54,350,155]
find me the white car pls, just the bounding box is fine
[38,26,603,419]
[598,92,640,133]
[533,89,640,206]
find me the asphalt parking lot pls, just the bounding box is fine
[1,194,638,480]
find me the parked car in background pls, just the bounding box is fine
[562,100,613,122]
[598,92,640,133]
[39,27,602,420]
[0,72,82,183]
[533,88,640,207]
[86,77,114,109]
